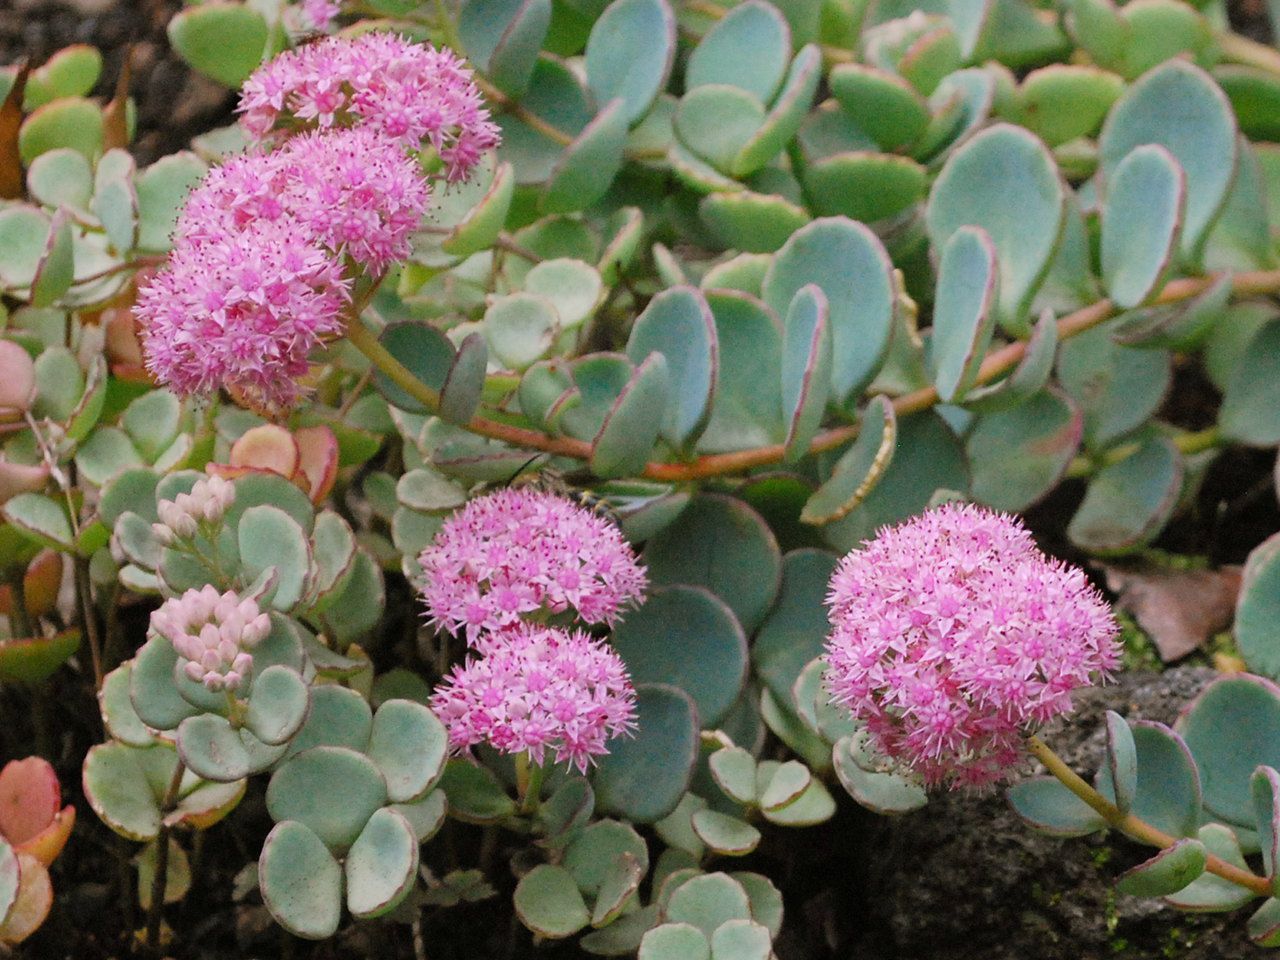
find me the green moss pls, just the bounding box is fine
[1118,611,1162,671]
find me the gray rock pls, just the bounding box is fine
[863,667,1257,960]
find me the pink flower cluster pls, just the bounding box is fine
[238,33,501,182]
[418,487,648,651]
[136,34,497,412]
[153,474,236,543]
[151,586,272,692]
[823,503,1119,791]
[300,0,341,31]
[430,624,637,772]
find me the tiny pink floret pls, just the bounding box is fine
[823,503,1119,791]
[417,488,647,649]
[430,624,638,772]
[150,586,272,692]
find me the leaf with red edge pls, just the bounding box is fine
[294,426,338,505]
[0,853,52,944]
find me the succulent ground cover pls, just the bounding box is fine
[3,0,1280,957]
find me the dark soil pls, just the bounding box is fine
[0,0,236,165]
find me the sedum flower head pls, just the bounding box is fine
[430,624,637,772]
[150,586,272,692]
[300,0,341,30]
[417,488,647,649]
[136,216,350,413]
[238,33,501,182]
[153,473,236,543]
[823,503,1119,791]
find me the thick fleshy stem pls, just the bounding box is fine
[515,752,545,816]
[1027,736,1270,898]
[147,759,186,954]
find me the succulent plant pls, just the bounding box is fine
[0,758,75,944]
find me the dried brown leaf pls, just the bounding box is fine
[1101,563,1242,662]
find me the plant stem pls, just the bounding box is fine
[147,760,186,954]
[515,752,544,815]
[1065,426,1223,480]
[74,555,104,689]
[352,263,1280,483]
[5,568,32,640]
[432,0,462,51]
[1027,736,1271,898]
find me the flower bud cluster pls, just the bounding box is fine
[152,475,236,545]
[150,585,271,692]
[136,34,498,412]
[421,488,645,769]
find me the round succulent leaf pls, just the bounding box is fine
[1123,719,1202,839]
[442,162,515,258]
[1095,710,1139,817]
[644,494,781,634]
[93,166,139,255]
[1253,766,1280,886]
[1217,65,1280,142]
[29,208,74,308]
[591,353,670,478]
[625,285,717,449]
[709,918,771,960]
[832,736,927,815]
[523,258,602,329]
[458,0,551,97]
[367,698,448,803]
[545,98,629,214]
[685,0,790,103]
[764,217,896,406]
[81,742,171,841]
[759,775,835,826]
[966,386,1081,512]
[664,871,752,936]
[499,58,592,185]
[1164,823,1256,912]
[1238,532,1280,678]
[1056,323,1171,450]
[780,285,832,463]
[258,820,342,941]
[25,45,102,107]
[0,839,17,929]
[1006,776,1108,837]
[1119,0,1213,81]
[1176,675,1280,827]
[345,807,419,919]
[313,549,384,643]
[590,852,645,928]
[244,665,310,747]
[564,819,650,897]
[267,747,388,850]
[538,777,595,849]
[674,84,767,173]
[930,225,999,403]
[392,788,447,843]
[0,628,80,684]
[1017,65,1124,146]
[759,760,811,812]
[1066,436,1183,554]
[134,152,207,253]
[555,352,633,441]
[925,124,1066,333]
[438,758,517,823]
[691,811,760,856]
[485,293,560,371]
[697,291,785,453]
[698,191,811,255]
[1251,898,1280,947]
[594,684,698,823]
[0,206,51,290]
[166,3,269,88]
[129,637,198,732]
[709,748,758,806]
[1219,319,1280,447]
[2,492,72,553]
[827,64,929,151]
[1098,60,1238,263]
[584,0,676,125]
[18,98,103,165]
[176,714,253,783]
[802,151,927,223]
[639,922,711,960]
[227,468,316,534]
[753,549,839,701]
[582,903,662,955]
[822,411,969,552]
[26,148,92,211]
[1115,838,1208,897]
[612,585,747,727]
[730,44,822,178]
[668,142,743,194]
[99,663,154,747]
[801,394,897,525]
[374,321,455,414]
[238,504,310,612]
[514,864,590,939]
[1101,145,1186,310]
[168,777,246,831]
